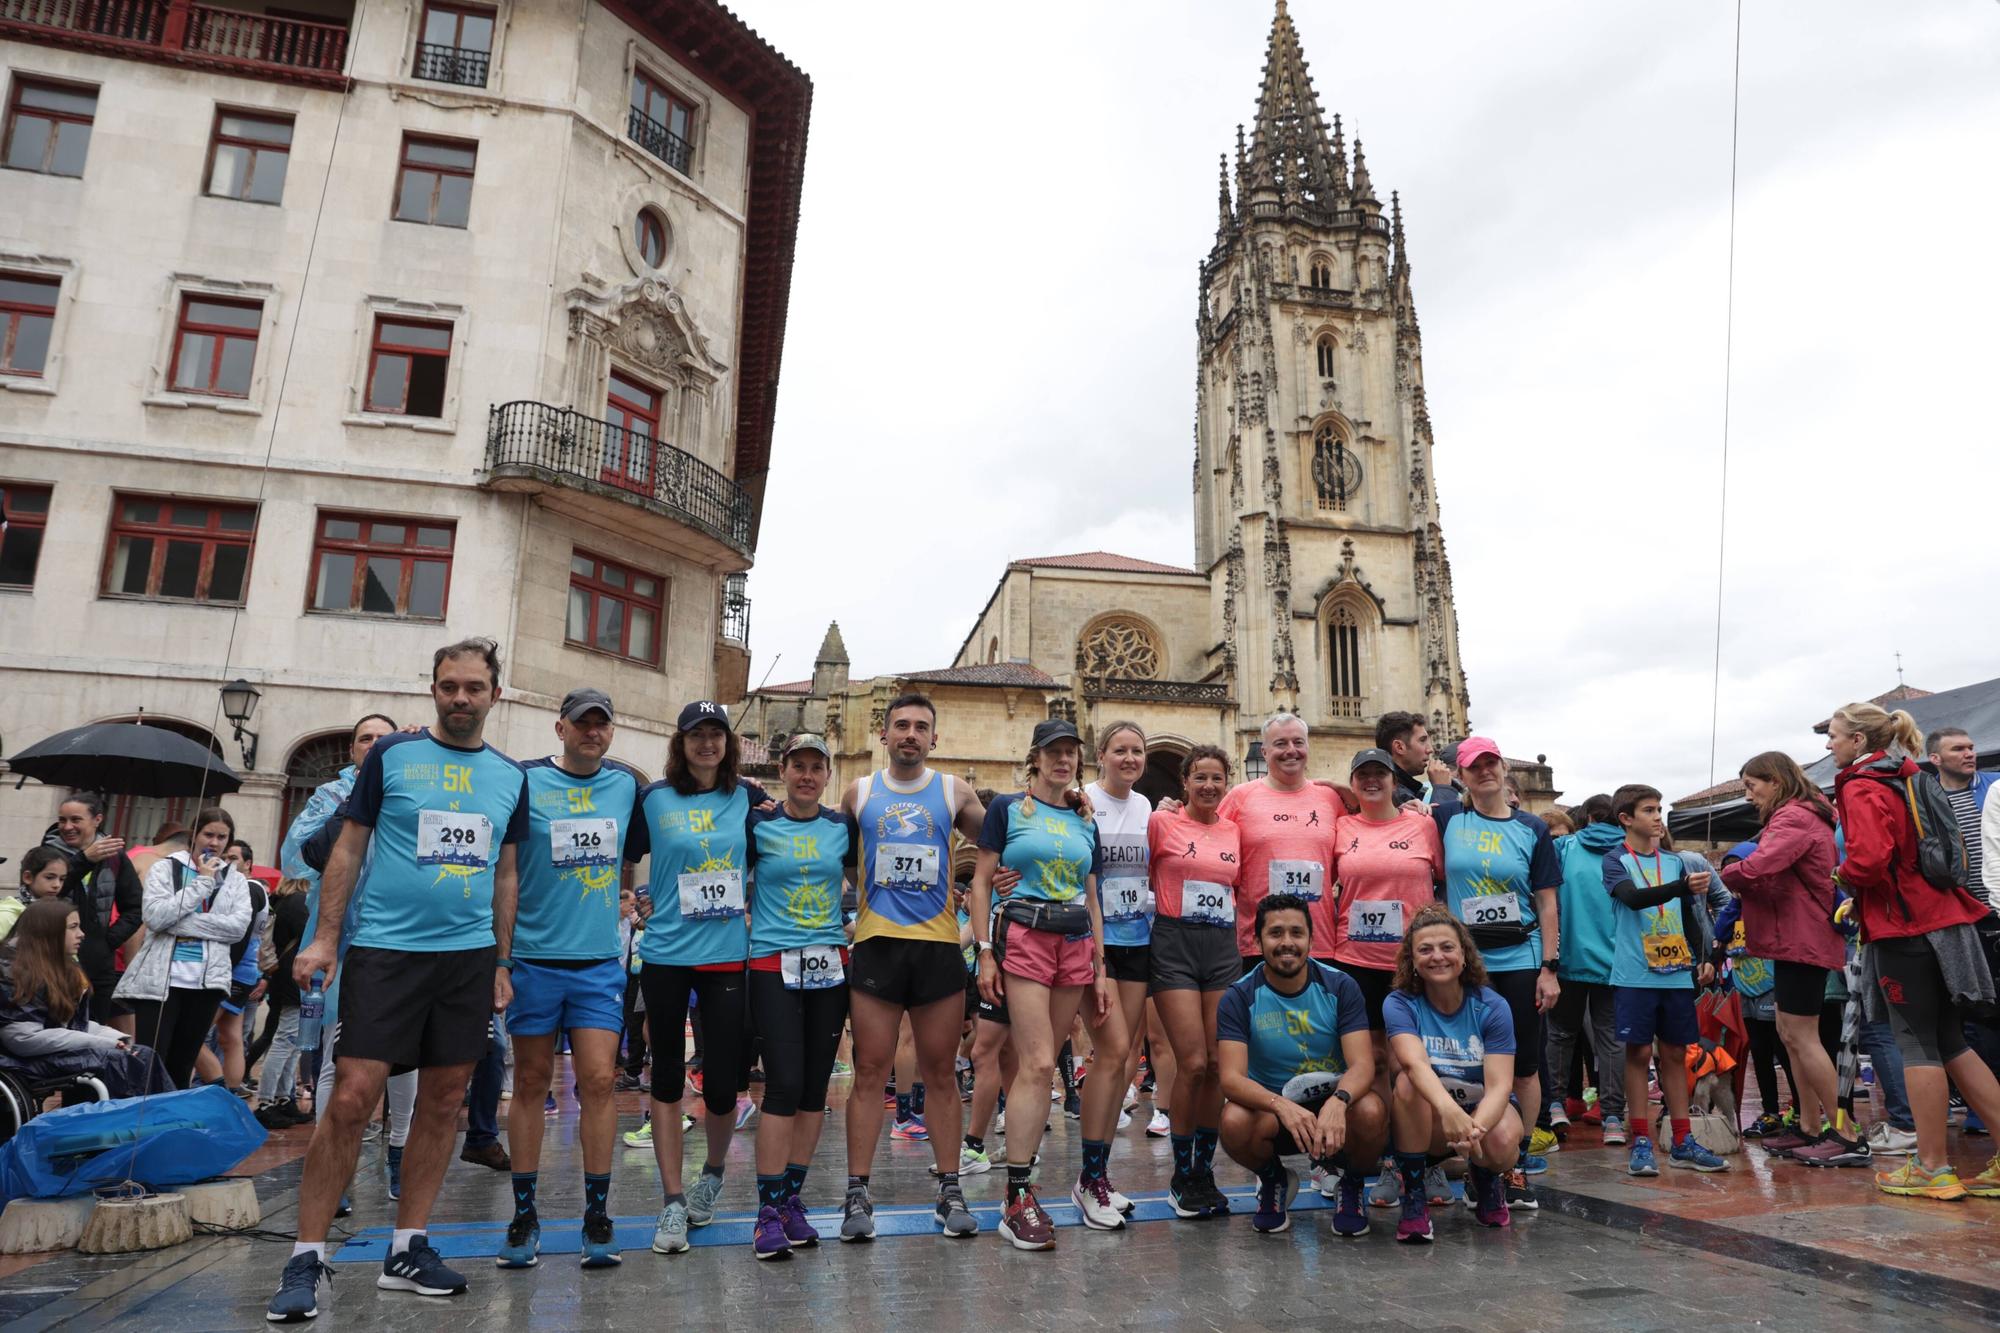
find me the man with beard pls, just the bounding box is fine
[267,639,529,1322]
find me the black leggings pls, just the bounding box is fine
[1744,1015,1797,1113]
[621,973,646,1076]
[1816,1000,1856,1116]
[128,986,225,1091]
[747,971,849,1117]
[640,963,745,1116]
[1871,937,1971,1069]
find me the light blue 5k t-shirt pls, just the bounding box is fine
[514,758,644,961]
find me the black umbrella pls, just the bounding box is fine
[8,722,241,797]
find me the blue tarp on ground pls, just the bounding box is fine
[0,1085,266,1207]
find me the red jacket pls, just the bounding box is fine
[1719,797,1844,969]
[1833,753,1988,941]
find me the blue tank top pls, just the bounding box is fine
[854,769,957,945]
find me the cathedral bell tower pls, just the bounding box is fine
[1194,0,1471,752]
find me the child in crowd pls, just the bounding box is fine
[0,847,73,943]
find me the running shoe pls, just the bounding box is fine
[362,1119,382,1144]
[1309,1162,1339,1199]
[935,1184,978,1237]
[1866,1122,1917,1156]
[1791,1129,1869,1168]
[544,1092,558,1116]
[266,1252,332,1323]
[734,1097,757,1130]
[1195,1172,1232,1215]
[1669,1137,1730,1173]
[1368,1161,1401,1208]
[753,1205,793,1261]
[959,1143,993,1175]
[1502,1166,1537,1209]
[1876,1159,1968,1201]
[781,1195,820,1246]
[682,1113,696,1132]
[580,1215,621,1268]
[1062,1089,1082,1119]
[651,1201,689,1254]
[686,1171,725,1226]
[386,1145,403,1202]
[689,1068,706,1094]
[999,1186,1056,1251]
[1116,1108,1133,1130]
[891,1115,929,1142]
[883,1086,897,1109]
[1425,1165,1453,1205]
[832,1060,852,1077]
[1071,1175,1126,1231]
[1396,1189,1433,1245]
[1520,1151,1550,1176]
[335,1194,351,1219]
[377,1236,468,1296]
[839,1183,876,1242]
[1628,1136,1660,1177]
[495,1218,540,1269]
[1760,1125,1815,1155]
[1601,1115,1628,1146]
[993,1107,1006,1133]
[1548,1103,1570,1132]
[1966,1109,1989,1136]
[614,1072,649,1094]
[1107,1181,1134,1215]
[1528,1127,1559,1157]
[1744,1111,1786,1139]
[1168,1172,1204,1219]
[1332,1175,1369,1237]
[1146,1109,1171,1138]
[1251,1167,1298,1234]
[624,1118,653,1148]
[1470,1165,1510,1228]
[1964,1155,2000,1198]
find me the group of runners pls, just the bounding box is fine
[263,637,2000,1322]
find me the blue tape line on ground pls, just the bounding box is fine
[328,1182,1443,1263]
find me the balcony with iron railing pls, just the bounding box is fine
[485,401,754,568]
[627,106,693,175]
[0,0,350,87]
[412,40,487,89]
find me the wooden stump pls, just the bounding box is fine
[0,1197,97,1253]
[78,1193,191,1254]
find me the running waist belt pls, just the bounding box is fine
[1465,920,1535,950]
[1000,899,1092,936]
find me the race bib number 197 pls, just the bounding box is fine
[1347,898,1405,944]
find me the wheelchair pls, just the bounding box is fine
[0,1067,111,1147]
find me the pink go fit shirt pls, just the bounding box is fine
[1216,779,1341,958]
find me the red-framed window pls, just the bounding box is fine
[169,295,262,397]
[567,550,664,665]
[420,2,494,52]
[365,317,452,416]
[394,134,475,227]
[635,208,666,268]
[602,370,661,491]
[102,494,258,604]
[2,79,95,177]
[0,482,51,588]
[628,69,695,173]
[206,110,293,204]
[0,273,58,376]
[309,511,454,619]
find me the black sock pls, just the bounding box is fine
[583,1171,610,1221]
[756,1173,788,1209]
[912,1080,927,1116]
[1396,1151,1427,1199]
[1006,1162,1033,1198]
[784,1162,809,1197]
[895,1091,912,1122]
[511,1171,537,1222]
[847,1173,869,1192]
[1058,1042,1077,1094]
[702,1161,724,1181]
[964,1134,985,1154]
[936,1170,959,1195]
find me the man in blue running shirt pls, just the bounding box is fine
[267,639,529,1323]
[497,687,646,1272]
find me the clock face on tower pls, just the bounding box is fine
[1312,428,1363,511]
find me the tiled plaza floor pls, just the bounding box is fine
[1,1065,1996,1330]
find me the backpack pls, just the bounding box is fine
[1898,769,1969,892]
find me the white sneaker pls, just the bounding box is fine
[1308,1163,1340,1198]
[1123,1084,1141,1114]
[994,1108,1006,1133]
[1866,1121,1917,1155]
[1146,1109,1171,1138]
[1116,1109,1132,1130]
[1071,1177,1126,1230]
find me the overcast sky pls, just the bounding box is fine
[737,0,2000,804]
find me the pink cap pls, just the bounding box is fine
[1454,735,1502,769]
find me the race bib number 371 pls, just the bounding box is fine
[874,842,938,889]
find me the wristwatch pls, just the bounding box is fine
[1541,957,1559,973]
[1330,1089,1352,1107]
[497,957,516,971]
[976,940,995,954]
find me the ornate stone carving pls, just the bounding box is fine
[1082,678,1231,705]
[1078,617,1162,680]
[1349,320,1369,354]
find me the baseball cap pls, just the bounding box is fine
[559,687,614,724]
[676,700,731,732]
[1349,747,1397,776]
[782,733,831,761]
[1031,718,1081,749]
[1454,735,1502,769]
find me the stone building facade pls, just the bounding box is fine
[0,1,808,854]
[737,3,1539,808]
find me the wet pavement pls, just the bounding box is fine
[1,1067,1996,1331]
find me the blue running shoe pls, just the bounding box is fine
[686,1170,725,1227]
[1332,1174,1369,1237]
[580,1215,621,1268]
[1251,1167,1297,1234]
[386,1145,403,1202]
[1670,1137,1730,1173]
[266,1251,332,1323]
[1519,1151,1549,1176]
[496,1217,540,1269]
[377,1235,468,1296]
[1628,1136,1660,1177]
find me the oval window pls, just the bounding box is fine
[636,209,667,268]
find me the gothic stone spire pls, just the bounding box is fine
[1243,0,1344,212]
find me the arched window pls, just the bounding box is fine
[1316,334,1335,378]
[1328,606,1363,717]
[283,730,353,833]
[1311,422,1362,512]
[1309,255,1334,290]
[1078,614,1162,680]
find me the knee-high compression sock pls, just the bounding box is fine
[1193,1126,1220,1176]
[511,1172,537,1222]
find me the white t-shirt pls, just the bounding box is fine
[1087,782,1154,946]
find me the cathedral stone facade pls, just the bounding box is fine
[737,2,1506,807]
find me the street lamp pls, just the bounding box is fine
[1245,740,1266,781]
[219,677,261,770]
